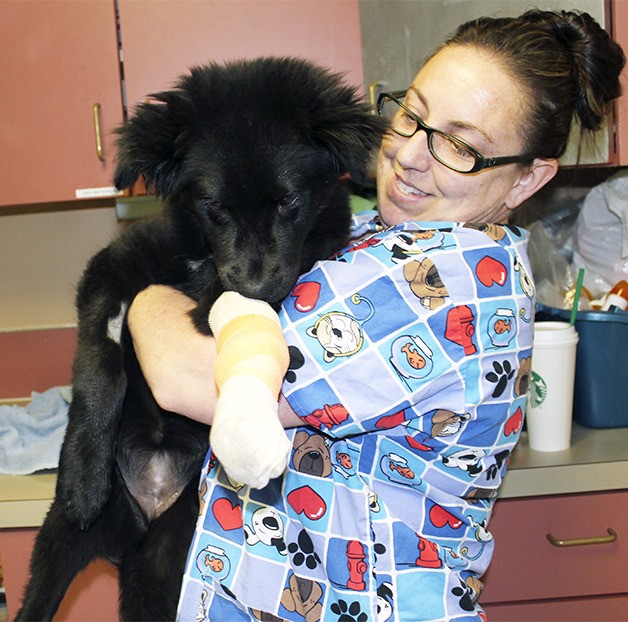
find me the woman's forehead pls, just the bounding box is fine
[410,45,528,148]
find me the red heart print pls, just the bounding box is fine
[430,504,463,530]
[291,281,321,312]
[375,410,407,429]
[212,498,243,531]
[505,406,523,436]
[287,485,327,521]
[476,256,507,287]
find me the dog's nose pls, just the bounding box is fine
[226,268,293,304]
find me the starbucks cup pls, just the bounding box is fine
[527,322,579,452]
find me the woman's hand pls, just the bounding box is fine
[127,285,302,427]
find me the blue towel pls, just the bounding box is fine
[0,386,71,475]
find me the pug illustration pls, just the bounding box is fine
[292,430,332,477]
[281,573,324,622]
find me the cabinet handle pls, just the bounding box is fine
[547,528,617,548]
[368,81,384,112]
[92,102,105,161]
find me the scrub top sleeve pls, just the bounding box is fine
[279,225,479,438]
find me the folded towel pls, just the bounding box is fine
[0,386,71,475]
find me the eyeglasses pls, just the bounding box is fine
[377,92,535,174]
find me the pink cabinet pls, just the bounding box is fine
[0,0,363,208]
[482,490,628,619]
[117,0,363,113]
[0,0,123,206]
[612,0,628,165]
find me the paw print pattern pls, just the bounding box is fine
[288,528,321,570]
[451,579,475,612]
[285,345,305,383]
[485,360,515,398]
[330,599,368,622]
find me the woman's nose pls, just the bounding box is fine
[395,128,432,172]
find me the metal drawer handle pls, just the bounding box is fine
[92,102,105,161]
[547,528,617,547]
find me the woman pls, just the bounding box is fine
[129,10,624,621]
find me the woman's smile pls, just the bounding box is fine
[394,173,432,199]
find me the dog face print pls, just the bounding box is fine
[430,410,471,439]
[306,294,374,362]
[403,258,449,310]
[442,448,486,476]
[244,507,287,555]
[383,230,447,263]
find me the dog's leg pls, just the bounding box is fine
[14,502,95,621]
[55,266,131,528]
[118,477,200,621]
[17,474,145,621]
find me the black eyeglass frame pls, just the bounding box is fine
[377,92,536,174]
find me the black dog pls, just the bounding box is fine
[16,57,385,621]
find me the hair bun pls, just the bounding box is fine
[525,10,625,131]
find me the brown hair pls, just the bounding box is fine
[440,10,625,159]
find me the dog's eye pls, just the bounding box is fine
[277,195,299,220]
[198,198,229,225]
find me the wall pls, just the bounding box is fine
[0,205,125,330]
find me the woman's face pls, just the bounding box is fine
[377,44,533,226]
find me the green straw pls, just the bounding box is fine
[570,268,585,326]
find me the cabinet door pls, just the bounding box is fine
[117,0,364,112]
[0,0,124,206]
[359,0,610,165]
[612,0,628,165]
[481,491,628,603]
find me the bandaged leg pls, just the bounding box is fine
[208,291,292,489]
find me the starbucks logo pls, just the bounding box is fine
[528,370,547,408]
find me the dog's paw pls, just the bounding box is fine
[56,449,113,529]
[210,387,291,489]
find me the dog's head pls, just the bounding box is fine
[114,57,386,303]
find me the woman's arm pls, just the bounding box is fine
[127,285,301,427]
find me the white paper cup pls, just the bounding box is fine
[527,322,579,452]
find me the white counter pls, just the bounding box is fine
[2,423,627,528]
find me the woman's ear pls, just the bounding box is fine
[504,158,559,209]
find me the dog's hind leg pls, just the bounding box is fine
[118,477,200,621]
[15,500,112,621]
[16,476,145,621]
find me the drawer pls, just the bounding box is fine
[481,490,628,603]
[484,594,628,621]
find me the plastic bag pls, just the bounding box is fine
[572,170,628,298]
[525,198,581,309]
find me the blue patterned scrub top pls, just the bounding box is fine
[178,213,534,622]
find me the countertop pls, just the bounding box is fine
[499,421,628,498]
[2,422,628,529]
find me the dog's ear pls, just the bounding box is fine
[114,87,194,196]
[310,98,388,184]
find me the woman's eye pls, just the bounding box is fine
[396,110,416,130]
[447,138,475,160]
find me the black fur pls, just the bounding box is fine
[16,57,385,621]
